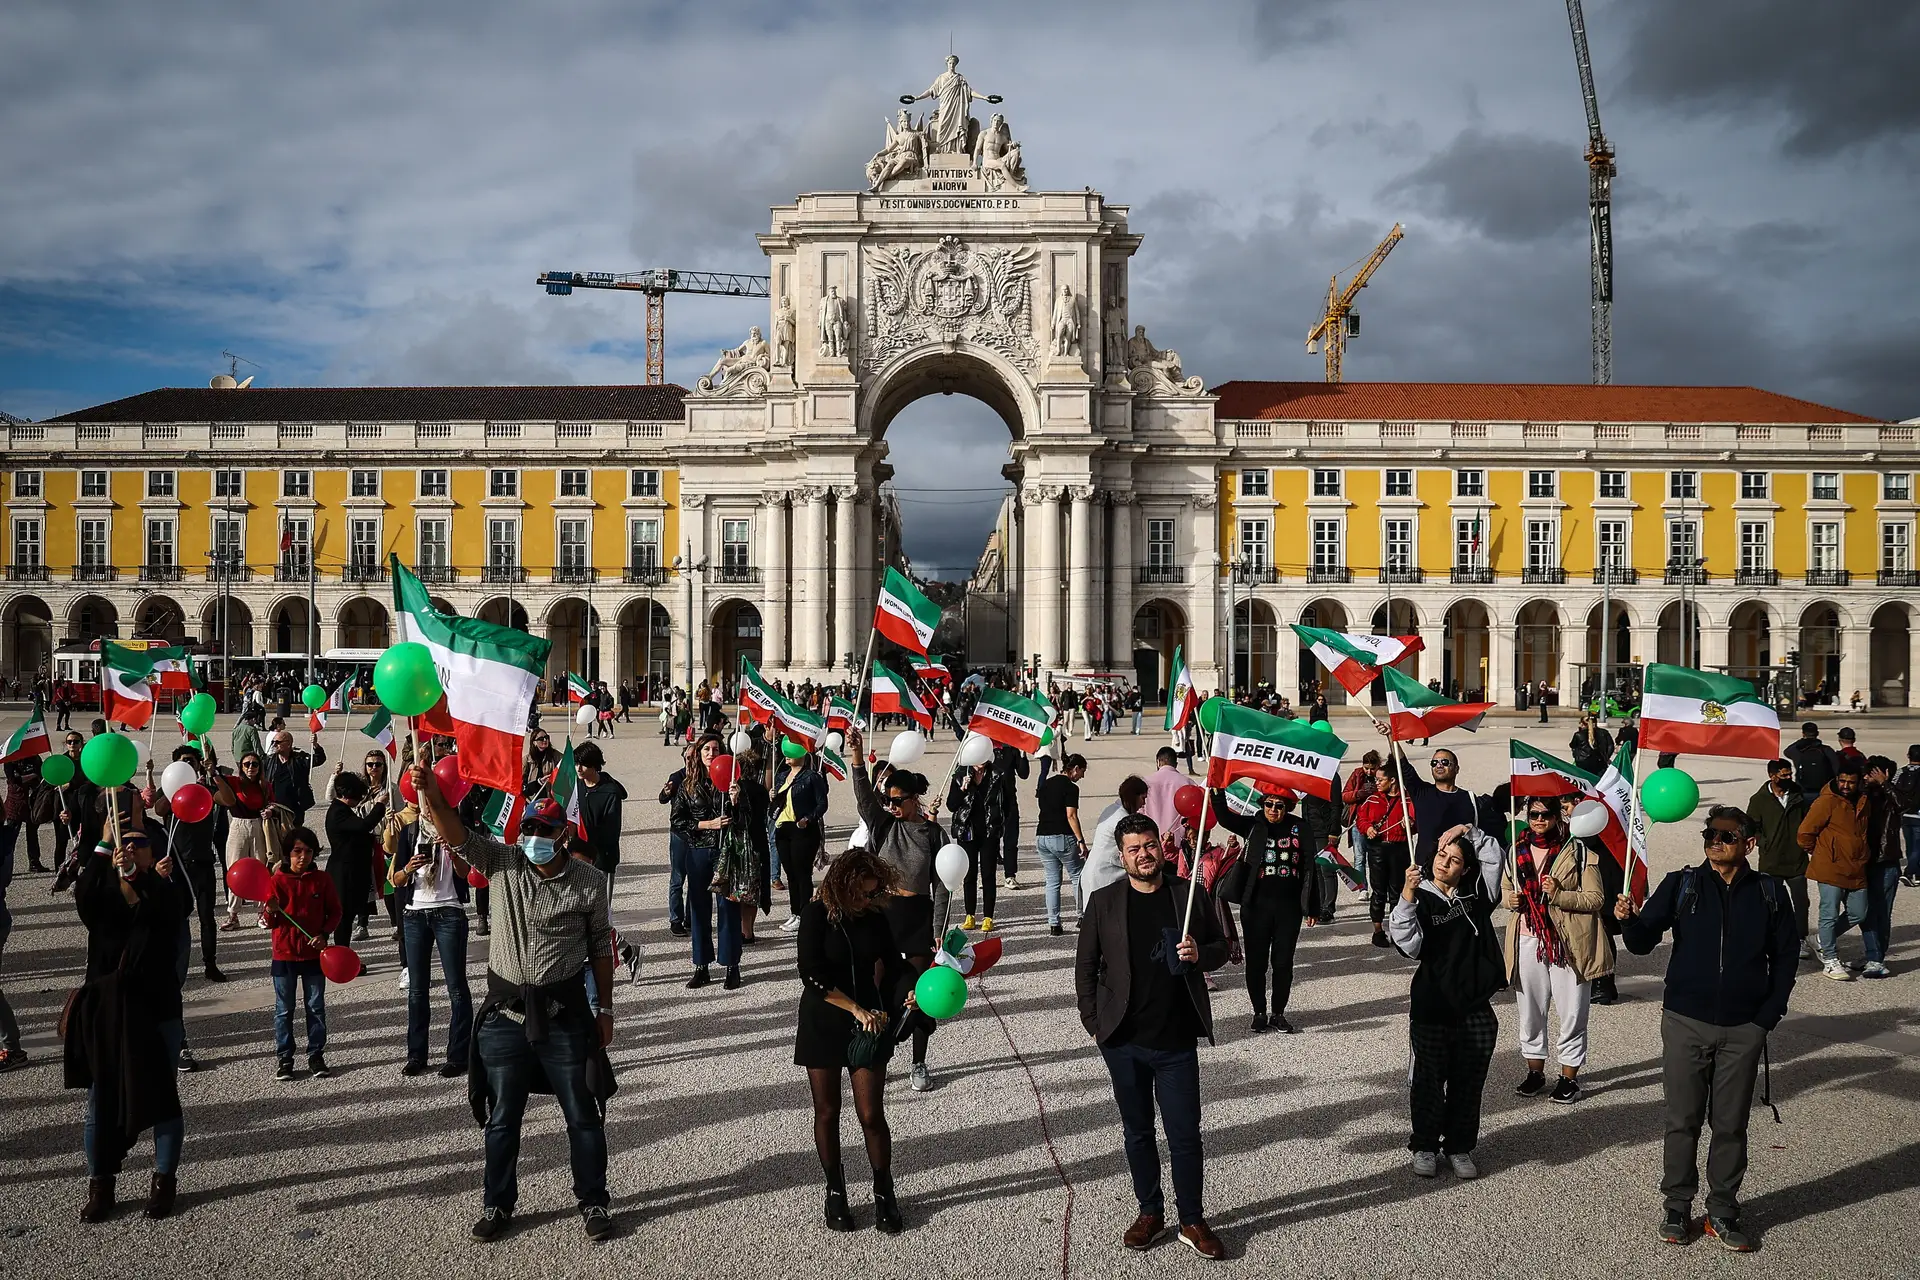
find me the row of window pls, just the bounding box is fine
[6,468,666,503]
[1229,515,1915,576]
[1235,467,1915,503]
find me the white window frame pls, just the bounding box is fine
[1310,518,1343,572]
[1597,518,1628,569]
[348,517,381,569]
[1146,518,1176,572]
[78,517,109,568]
[1881,522,1910,573]
[489,469,520,499]
[720,518,751,570]
[487,517,520,567]
[1885,473,1913,502]
[1740,471,1770,500]
[1527,470,1557,499]
[417,517,449,569]
[627,517,661,568]
[1238,469,1270,499]
[1668,519,1700,571]
[79,470,109,498]
[1810,521,1841,572]
[1811,472,1840,502]
[144,516,175,568]
[213,469,244,499]
[557,517,591,569]
[1454,516,1486,569]
[629,468,661,499]
[1384,469,1414,499]
[1526,518,1559,571]
[146,470,176,499]
[559,469,592,499]
[1455,469,1485,499]
[13,517,43,567]
[1597,470,1627,500]
[1311,469,1343,498]
[349,469,381,498]
[1238,518,1270,569]
[281,469,311,499]
[1383,516,1413,569]
[281,517,311,572]
[1669,470,1698,501]
[418,469,449,499]
[13,470,42,499]
[1739,521,1770,573]
[212,516,243,572]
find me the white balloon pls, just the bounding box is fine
[575,703,598,726]
[956,733,993,769]
[729,730,753,754]
[887,730,926,767]
[824,731,845,753]
[1568,799,1609,839]
[934,842,970,894]
[159,760,199,799]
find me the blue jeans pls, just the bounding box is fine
[478,1007,607,1212]
[685,843,741,968]
[667,832,689,929]
[85,1018,184,1176]
[271,959,327,1061]
[1904,815,1920,880]
[1862,862,1901,963]
[1035,834,1082,926]
[1132,709,1142,734]
[405,907,472,1068]
[1101,1042,1204,1225]
[1816,881,1868,961]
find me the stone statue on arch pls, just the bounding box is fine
[900,54,1002,156]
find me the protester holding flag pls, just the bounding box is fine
[324,772,385,949]
[1212,786,1312,1034]
[1502,799,1612,1105]
[669,735,739,990]
[1357,766,1412,947]
[387,779,474,1078]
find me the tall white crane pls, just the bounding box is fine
[1565,0,1615,385]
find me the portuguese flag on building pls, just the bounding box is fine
[1291,624,1423,696]
[1509,741,1598,797]
[965,688,1051,753]
[1382,665,1492,741]
[1164,644,1198,732]
[873,566,941,655]
[1,697,52,763]
[871,661,932,731]
[1205,704,1347,801]
[565,671,591,704]
[100,642,158,729]
[391,554,551,794]
[1639,663,1781,761]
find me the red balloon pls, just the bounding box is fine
[398,769,418,807]
[170,782,213,824]
[226,857,272,903]
[318,945,363,984]
[707,754,735,792]
[466,868,489,889]
[432,756,471,805]
[1173,784,1205,823]
[968,935,1004,976]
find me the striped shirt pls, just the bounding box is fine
[465,831,612,988]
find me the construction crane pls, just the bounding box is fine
[1305,223,1403,383]
[536,268,772,385]
[1565,0,1615,384]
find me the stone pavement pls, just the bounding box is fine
[1,708,1917,1279]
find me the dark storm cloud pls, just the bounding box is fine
[1617,0,1920,157]
[1385,131,1587,243]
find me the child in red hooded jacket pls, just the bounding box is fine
[263,826,341,1080]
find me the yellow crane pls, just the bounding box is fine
[1305,223,1403,383]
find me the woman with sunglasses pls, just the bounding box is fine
[1357,767,1413,948]
[1502,796,1612,1105]
[217,752,272,930]
[795,848,913,1233]
[1213,786,1312,1033]
[670,735,739,990]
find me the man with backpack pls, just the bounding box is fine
[1617,805,1799,1253]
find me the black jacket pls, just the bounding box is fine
[1783,738,1839,798]
[1075,874,1229,1046]
[1569,725,1615,775]
[1622,861,1799,1029]
[262,746,324,816]
[1211,798,1311,912]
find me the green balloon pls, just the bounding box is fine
[301,683,328,710]
[179,692,218,736]
[781,738,807,760]
[40,753,75,787]
[81,732,139,789]
[1641,768,1701,824]
[373,642,443,716]
[914,965,968,1020]
[1310,719,1333,734]
[1197,696,1230,734]
[1507,818,1527,846]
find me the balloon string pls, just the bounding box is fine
[977,973,1073,1280]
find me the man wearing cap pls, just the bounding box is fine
[410,766,618,1243]
[1834,727,1866,772]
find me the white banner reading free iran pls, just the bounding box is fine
[1204,704,1347,801]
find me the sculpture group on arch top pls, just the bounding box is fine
[689,53,1204,402]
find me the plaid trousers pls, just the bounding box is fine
[1408,1004,1498,1156]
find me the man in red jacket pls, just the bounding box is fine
[263,826,341,1080]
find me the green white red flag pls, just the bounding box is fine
[871,661,932,731]
[142,645,196,693]
[818,745,849,781]
[1639,663,1780,761]
[100,642,157,729]
[911,654,951,685]
[1164,644,1198,732]
[933,927,1003,977]
[1589,740,1651,904]
[360,707,398,759]
[391,555,551,794]
[741,657,825,749]
[1,697,52,763]
[550,737,586,842]
[965,688,1051,753]
[566,672,591,704]
[1509,741,1598,797]
[873,566,941,655]
[1290,624,1423,696]
[1382,665,1492,741]
[826,695,855,733]
[1205,704,1347,801]
[309,675,352,733]
[480,787,527,843]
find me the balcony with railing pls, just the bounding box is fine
[1450,565,1494,584]
[1878,568,1920,587]
[1591,565,1637,585]
[275,561,312,582]
[343,561,388,583]
[74,564,116,581]
[1378,565,1423,585]
[709,564,761,585]
[1805,568,1851,587]
[1137,564,1186,585]
[1306,565,1351,584]
[624,565,668,586]
[6,564,48,582]
[1235,564,1279,585]
[1664,564,1709,585]
[552,564,598,584]
[1735,568,1780,587]
[139,563,181,582]
[414,564,456,584]
[1522,566,1568,585]
[482,564,528,584]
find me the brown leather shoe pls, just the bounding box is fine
[1123,1212,1165,1250]
[80,1175,115,1223]
[1178,1219,1227,1260]
[144,1172,177,1220]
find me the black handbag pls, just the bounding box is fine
[841,925,890,1069]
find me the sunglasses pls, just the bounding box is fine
[1261,798,1289,809]
[1527,810,1554,820]
[884,795,908,809]
[1430,758,1456,768]
[241,761,261,770]
[1703,828,1744,847]
[65,739,84,747]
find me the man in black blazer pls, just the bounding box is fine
[1074,813,1230,1260]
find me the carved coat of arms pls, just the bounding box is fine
[865,236,1037,370]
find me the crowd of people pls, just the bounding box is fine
[1,683,1915,1260]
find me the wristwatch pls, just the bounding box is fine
[592,1005,613,1018]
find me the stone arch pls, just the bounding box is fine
[1658,600,1704,668]
[132,595,189,644]
[709,598,762,680]
[618,597,674,697]
[1230,597,1278,692]
[476,597,531,633]
[1869,600,1913,708]
[1295,598,1350,702]
[1515,599,1562,693]
[3,594,54,679]
[337,596,391,650]
[1797,601,1844,702]
[268,596,316,656]
[860,344,1040,441]
[1443,598,1492,701]
[67,595,120,642]
[1726,600,1777,681]
[545,598,603,684]
[1368,599,1420,634]
[202,597,255,658]
[1131,599,1187,701]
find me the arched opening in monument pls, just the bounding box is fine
[133,595,188,645]
[1297,599,1349,702]
[619,599,673,695]
[477,598,531,633]
[271,599,314,656]
[1868,602,1912,707]
[1796,602,1842,703]
[1443,600,1490,701]
[1726,601,1773,682]
[1657,601,1703,669]
[1366,600,1421,706]
[710,599,762,681]
[546,598,603,685]
[1131,600,1187,701]
[1516,600,1562,695]
[337,597,391,650]
[3,595,53,678]
[202,598,255,658]
[1231,599,1278,693]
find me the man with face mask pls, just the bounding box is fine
[411,766,617,1244]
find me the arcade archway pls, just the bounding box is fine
[710,599,762,681]
[477,598,531,633]
[202,598,255,658]
[1516,600,1562,694]
[1444,599,1491,701]
[1869,602,1912,707]
[337,597,391,650]
[68,595,119,643]
[1797,602,1843,703]
[3,594,53,679]
[1231,599,1278,693]
[133,595,188,644]
[1132,599,1186,702]
[1297,599,1349,702]
[619,598,673,696]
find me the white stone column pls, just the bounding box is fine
[1032,486,1064,669]
[1419,622,1447,688]
[1699,617,1730,672]
[1189,493,1221,691]
[761,491,789,671]
[851,490,872,656]
[832,485,858,674]
[681,493,710,689]
[798,488,828,669]
[1490,615,1514,708]
[1839,625,1872,710]
[1067,486,1095,669]
[1009,497,1025,669]
[1107,495,1134,669]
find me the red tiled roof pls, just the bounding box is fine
[1209,381,1883,425]
[46,384,686,424]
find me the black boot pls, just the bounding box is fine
[873,1169,903,1235]
[823,1165,854,1232]
[80,1175,115,1223]
[144,1172,177,1219]
[685,966,711,989]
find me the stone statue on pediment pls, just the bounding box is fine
[818,286,851,360]
[1050,284,1081,357]
[1126,325,1206,395]
[901,54,1002,156]
[696,326,771,396]
[867,109,927,190]
[771,296,796,369]
[974,113,1026,191]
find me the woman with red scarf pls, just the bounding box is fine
[1357,766,1413,949]
[1501,797,1612,1105]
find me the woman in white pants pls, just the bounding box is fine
[1502,800,1612,1105]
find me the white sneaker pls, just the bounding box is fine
[1411,1150,1438,1177]
[910,1063,933,1092]
[1822,958,1853,981]
[1862,960,1891,979]
[1448,1153,1479,1180]
[779,915,802,934]
[397,969,410,991]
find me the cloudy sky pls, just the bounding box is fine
[3,0,1916,577]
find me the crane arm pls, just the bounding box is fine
[1333,223,1403,311]
[537,269,771,297]
[1565,0,1605,146]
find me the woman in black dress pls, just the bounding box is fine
[796,848,912,1234]
[323,771,384,946]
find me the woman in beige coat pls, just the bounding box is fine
[1502,800,1613,1105]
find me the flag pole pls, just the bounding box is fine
[857,627,880,747]
[1179,783,1215,938]
[338,686,353,761]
